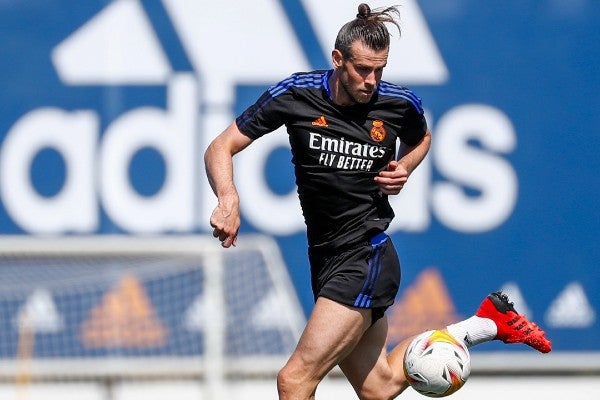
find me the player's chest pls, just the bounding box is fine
[286,113,398,172]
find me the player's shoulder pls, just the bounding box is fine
[268,70,329,97]
[376,81,424,114]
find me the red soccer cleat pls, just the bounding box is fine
[475,291,552,353]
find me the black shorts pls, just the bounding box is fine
[308,232,401,324]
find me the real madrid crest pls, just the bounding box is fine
[370,120,386,142]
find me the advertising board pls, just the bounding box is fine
[0,0,597,357]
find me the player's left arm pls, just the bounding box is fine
[375,129,431,195]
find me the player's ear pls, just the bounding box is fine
[332,49,343,69]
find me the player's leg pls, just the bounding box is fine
[277,296,373,400]
[280,232,401,399]
[447,291,552,353]
[340,291,552,400]
[339,315,416,400]
[331,233,409,399]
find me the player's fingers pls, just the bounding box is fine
[375,177,407,188]
[213,228,228,241]
[379,183,404,195]
[212,227,229,243]
[377,170,397,178]
[387,160,399,171]
[221,233,238,248]
[210,208,240,247]
[378,173,408,184]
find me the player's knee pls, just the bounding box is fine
[277,363,317,399]
[276,367,293,394]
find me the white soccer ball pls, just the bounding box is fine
[403,330,471,397]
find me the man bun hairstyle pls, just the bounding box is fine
[356,3,372,19]
[335,3,401,59]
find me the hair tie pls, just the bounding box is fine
[356,3,371,19]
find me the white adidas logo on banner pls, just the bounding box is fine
[52,0,171,85]
[499,281,596,329]
[546,282,596,328]
[14,288,64,333]
[3,0,521,237]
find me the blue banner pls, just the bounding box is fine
[0,0,597,354]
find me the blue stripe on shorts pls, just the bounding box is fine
[354,233,388,308]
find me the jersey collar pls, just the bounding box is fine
[323,69,334,99]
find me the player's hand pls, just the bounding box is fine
[209,197,240,248]
[374,160,409,195]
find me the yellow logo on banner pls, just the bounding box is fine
[80,275,167,348]
[387,267,462,345]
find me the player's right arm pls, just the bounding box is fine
[204,121,254,248]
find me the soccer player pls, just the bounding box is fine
[204,4,551,399]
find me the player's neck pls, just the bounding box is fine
[328,69,355,107]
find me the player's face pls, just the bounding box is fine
[334,41,388,105]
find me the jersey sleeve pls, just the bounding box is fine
[235,79,294,140]
[377,82,428,146]
[398,101,428,146]
[397,90,428,146]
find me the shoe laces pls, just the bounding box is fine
[494,291,517,313]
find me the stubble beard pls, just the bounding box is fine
[340,76,372,105]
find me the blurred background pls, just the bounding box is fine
[0,0,598,398]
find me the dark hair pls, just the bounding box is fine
[335,3,401,59]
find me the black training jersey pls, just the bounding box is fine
[236,69,427,251]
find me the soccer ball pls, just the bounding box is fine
[403,330,471,397]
